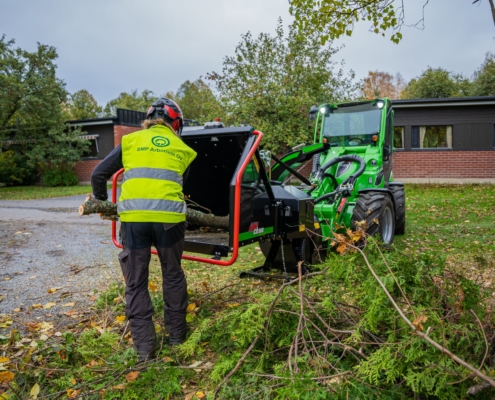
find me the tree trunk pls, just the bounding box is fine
[78,194,229,230]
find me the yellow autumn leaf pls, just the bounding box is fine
[0,357,9,363]
[47,288,56,294]
[31,304,43,309]
[196,391,206,399]
[149,281,158,292]
[0,371,14,383]
[115,315,126,323]
[43,302,57,309]
[113,297,121,304]
[67,389,81,399]
[30,383,40,399]
[186,303,196,313]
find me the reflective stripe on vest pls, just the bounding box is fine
[118,199,187,214]
[123,167,183,186]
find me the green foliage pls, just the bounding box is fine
[67,89,102,120]
[0,150,36,185]
[472,52,495,96]
[166,79,223,122]
[186,244,490,399]
[209,20,357,153]
[25,123,89,174]
[96,282,126,311]
[104,365,183,399]
[41,166,78,187]
[0,36,89,174]
[77,329,120,362]
[0,35,67,135]
[289,0,405,44]
[103,89,157,116]
[402,67,472,99]
[289,0,494,44]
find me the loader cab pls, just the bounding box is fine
[319,100,385,147]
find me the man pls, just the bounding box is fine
[91,98,197,361]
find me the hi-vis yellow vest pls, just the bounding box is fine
[118,124,197,223]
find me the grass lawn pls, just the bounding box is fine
[2,184,495,399]
[0,185,94,200]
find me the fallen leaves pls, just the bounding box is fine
[29,383,40,399]
[412,315,428,332]
[0,371,14,383]
[115,315,126,323]
[125,371,140,382]
[43,302,57,310]
[149,280,158,292]
[66,388,80,399]
[186,303,196,313]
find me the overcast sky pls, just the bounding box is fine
[1,0,493,106]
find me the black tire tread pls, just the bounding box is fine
[390,185,406,235]
[351,192,395,244]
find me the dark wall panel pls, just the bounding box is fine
[394,104,495,151]
[453,123,494,149]
[79,124,114,159]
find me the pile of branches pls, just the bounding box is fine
[182,235,495,399]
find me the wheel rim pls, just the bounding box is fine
[381,207,393,243]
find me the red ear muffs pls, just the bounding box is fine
[172,119,180,132]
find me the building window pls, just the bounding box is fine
[411,126,452,149]
[79,134,99,158]
[394,127,404,149]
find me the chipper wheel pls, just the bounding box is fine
[351,191,395,245]
[390,185,406,235]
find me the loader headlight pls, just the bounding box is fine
[319,107,327,114]
[376,100,384,109]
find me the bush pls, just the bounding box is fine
[41,166,79,187]
[0,150,36,186]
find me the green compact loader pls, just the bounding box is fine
[259,98,406,275]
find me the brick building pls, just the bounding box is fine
[70,109,146,183]
[392,96,495,183]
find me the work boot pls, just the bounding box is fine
[169,329,188,346]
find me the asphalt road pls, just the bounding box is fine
[0,192,123,330]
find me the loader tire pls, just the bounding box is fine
[351,191,395,245]
[390,185,406,235]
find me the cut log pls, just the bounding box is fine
[78,194,229,230]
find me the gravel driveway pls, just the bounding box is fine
[0,193,123,331]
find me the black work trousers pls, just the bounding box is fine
[118,222,187,355]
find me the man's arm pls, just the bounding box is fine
[91,145,124,201]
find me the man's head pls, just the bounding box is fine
[145,98,184,134]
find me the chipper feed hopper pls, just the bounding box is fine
[111,98,405,277]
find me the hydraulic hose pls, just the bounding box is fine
[318,154,366,181]
[314,190,338,204]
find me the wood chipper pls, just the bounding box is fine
[110,98,406,278]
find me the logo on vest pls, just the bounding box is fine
[151,136,170,147]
